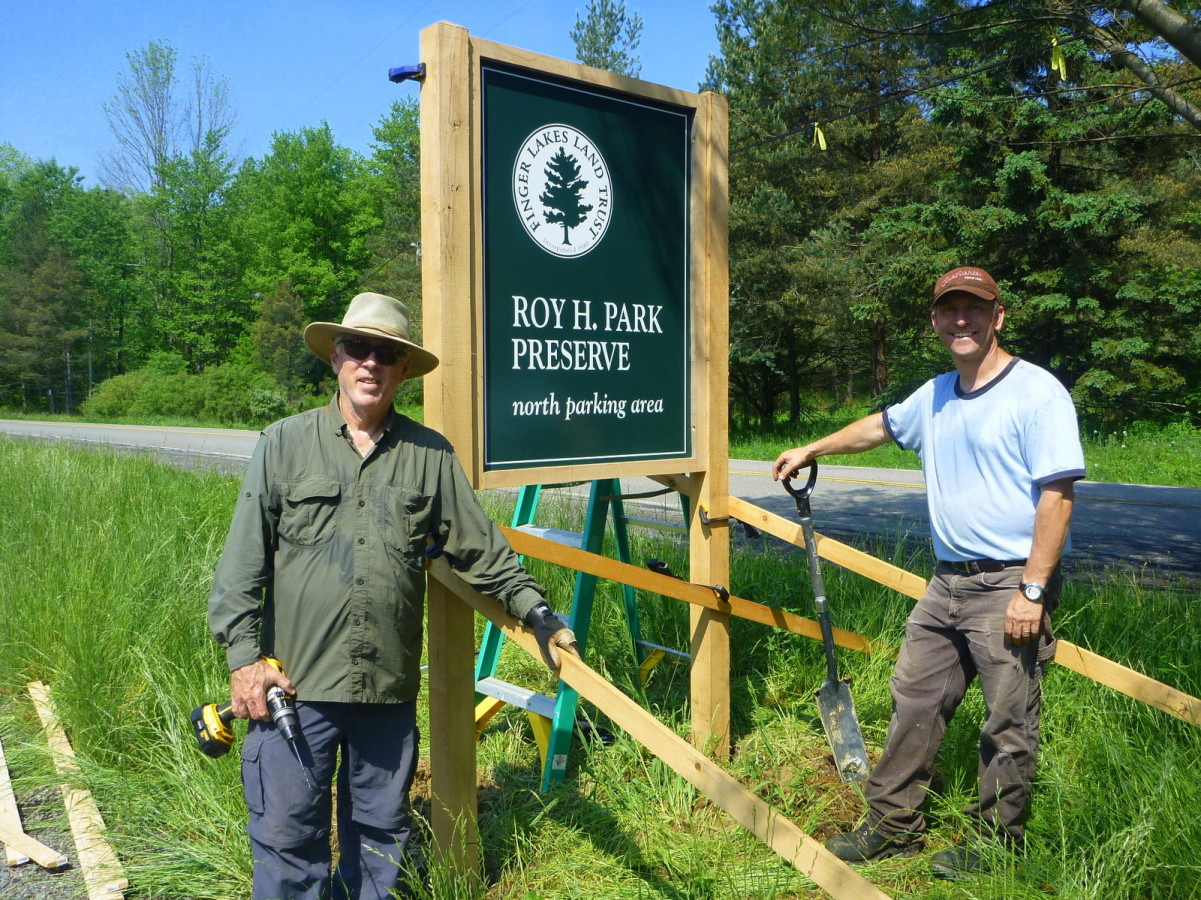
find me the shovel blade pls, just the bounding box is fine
[816,679,872,783]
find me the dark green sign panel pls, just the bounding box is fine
[481,63,692,470]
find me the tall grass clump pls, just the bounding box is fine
[0,437,253,896]
[1,440,1199,898]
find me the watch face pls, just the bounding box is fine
[1022,583,1044,601]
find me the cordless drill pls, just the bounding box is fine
[191,657,313,790]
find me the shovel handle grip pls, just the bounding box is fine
[782,461,819,514]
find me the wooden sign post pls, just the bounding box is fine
[419,20,729,873]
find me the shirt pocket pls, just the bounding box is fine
[277,477,341,547]
[380,486,434,566]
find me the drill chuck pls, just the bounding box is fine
[266,686,301,743]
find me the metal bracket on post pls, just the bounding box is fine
[388,63,426,83]
[646,558,730,603]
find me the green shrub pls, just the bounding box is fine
[192,364,279,425]
[248,388,291,423]
[82,364,285,427]
[80,371,150,419]
[143,350,188,376]
[134,371,200,419]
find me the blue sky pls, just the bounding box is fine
[1,1,721,187]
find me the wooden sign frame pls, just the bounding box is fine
[419,19,730,873]
[419,21,728,491]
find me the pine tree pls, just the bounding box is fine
[570,0,644,77]
[539,148,592,244]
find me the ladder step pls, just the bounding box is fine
[515,524,583,548]
[636,640,690,661]
[476,677,557,719]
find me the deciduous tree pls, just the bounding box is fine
[101,39,237,195]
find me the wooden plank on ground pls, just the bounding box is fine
[500,524,873,653]
[727,496,1201,728]
[0,731,34,866]
[427,555,892,900]
[27,682,129,899]
[0,822,67,871]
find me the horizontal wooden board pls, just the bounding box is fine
[500,525,873,653]
[725,497,1201,727]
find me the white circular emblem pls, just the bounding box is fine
[512,124,612,258]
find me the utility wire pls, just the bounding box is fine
[804,0,1020,62]
[732,34,1086,154]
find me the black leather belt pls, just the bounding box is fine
[940,559,1027,575]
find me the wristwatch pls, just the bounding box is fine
[1019,582,1045,603]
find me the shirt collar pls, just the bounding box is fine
[326,391,398,440]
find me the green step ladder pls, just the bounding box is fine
[473,478,688,790]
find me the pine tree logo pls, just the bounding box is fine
[513,124,612,258]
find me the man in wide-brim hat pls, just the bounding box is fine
[207,292,578,899]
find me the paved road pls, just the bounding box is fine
[4,419,1198,578]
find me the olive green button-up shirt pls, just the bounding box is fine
[208,397,545,704]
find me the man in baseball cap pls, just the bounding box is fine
[774,266,1084,879]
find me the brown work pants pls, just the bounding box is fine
[866,565,1059,845]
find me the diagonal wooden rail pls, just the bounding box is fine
[728,497,1201,728]
[427,553,892,900]
[503,500,1201,728]
[500,525,873,653]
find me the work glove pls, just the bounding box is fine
[523,602,580,672]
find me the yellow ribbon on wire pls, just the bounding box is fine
[812,123,827,151]
[1051,38,1068,80]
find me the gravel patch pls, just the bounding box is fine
[1,787,86,900]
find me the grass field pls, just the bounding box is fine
[1,439,1199,899]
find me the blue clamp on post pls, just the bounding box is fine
[388,64,426,84]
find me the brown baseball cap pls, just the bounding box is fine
[932,266,1000,306]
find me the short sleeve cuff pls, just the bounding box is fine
[882,406,903,447]
[1036,469,1086,486]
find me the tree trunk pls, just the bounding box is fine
[870,321,888,397]
[1109,0,1201,72]
[786,331,802,424]
[1063,6,1201,130]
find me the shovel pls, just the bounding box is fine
[783,462,871,783]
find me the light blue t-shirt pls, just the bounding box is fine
[883,358,1086,563]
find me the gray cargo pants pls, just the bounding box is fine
[865,564,1059,845]
[241,700,419,900]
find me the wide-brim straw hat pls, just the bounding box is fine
[304,292,439,377]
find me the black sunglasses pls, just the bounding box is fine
[337,338,405,366]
